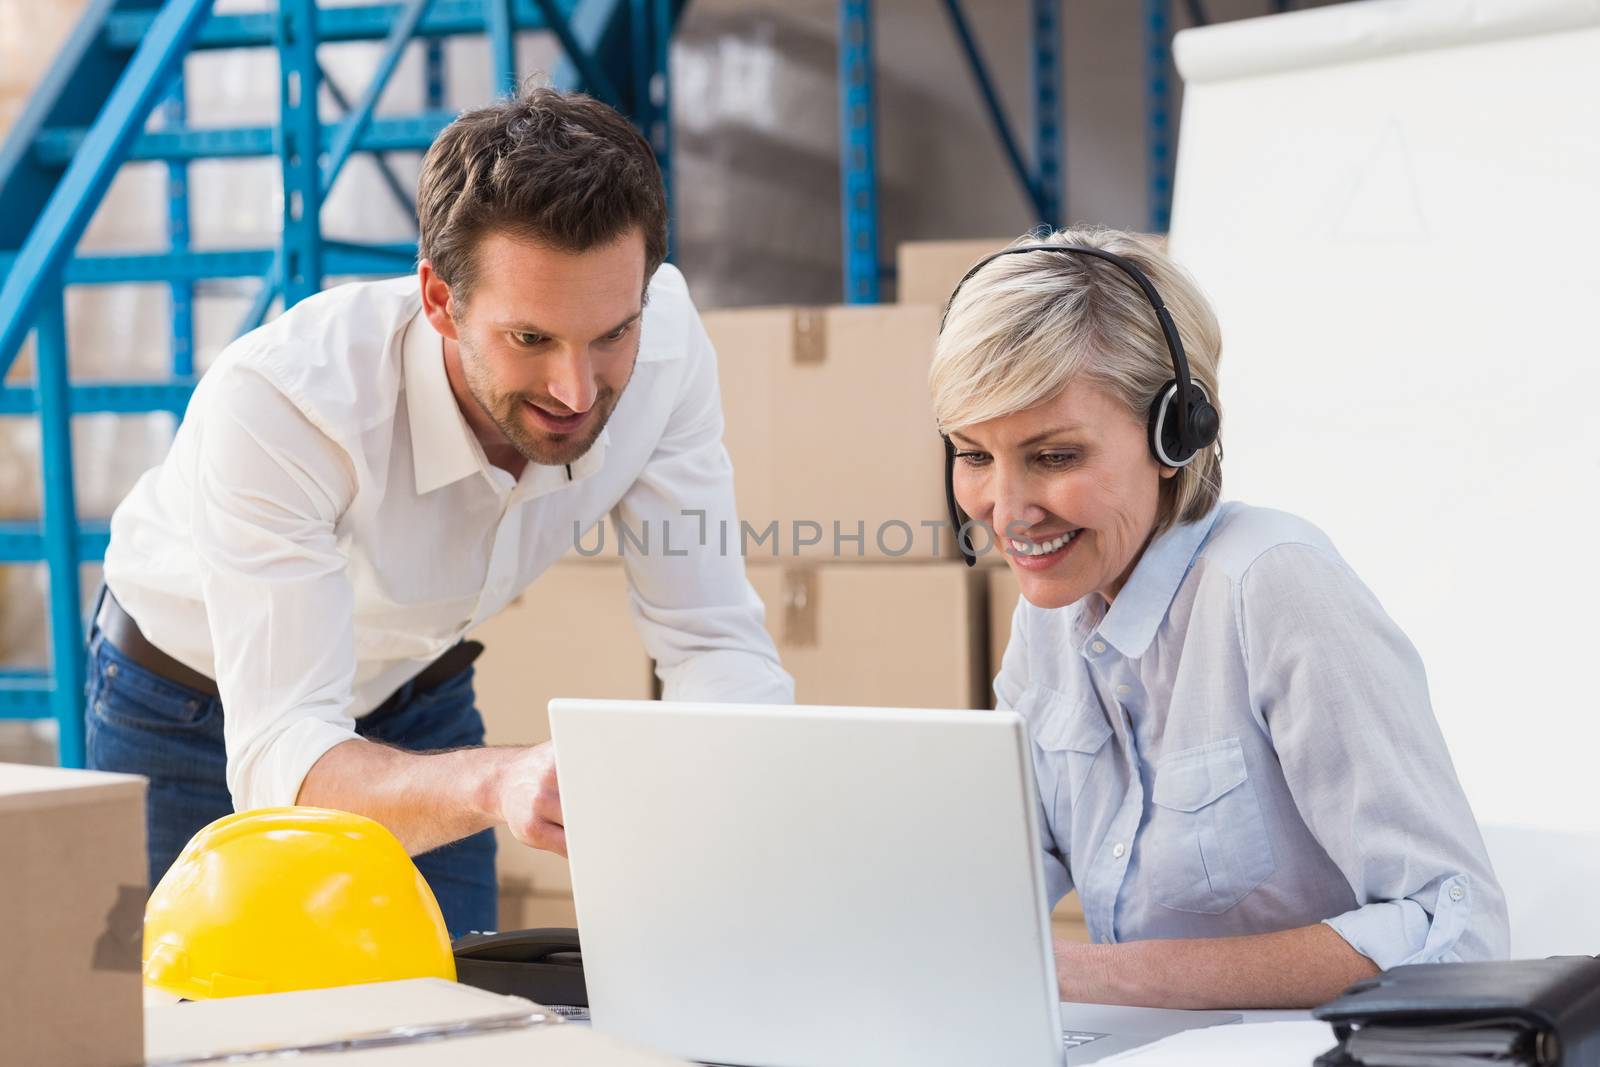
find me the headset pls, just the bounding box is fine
[939,243,1220,567]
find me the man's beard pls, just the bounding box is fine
[459,335,625,467]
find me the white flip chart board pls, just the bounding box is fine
[1169,0,1600,835]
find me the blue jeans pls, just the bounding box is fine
[83,626,497,938]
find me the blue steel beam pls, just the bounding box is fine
[0,522,112,565]
[550,0,627,94]
[1031,0,1063,229]
[487,0,519,96]
[322,240,419,272]
[837,0,881,304]
[318,68,422,222]
[424,38,447,109]
[938,0,1047,225]
[651,0,673,223]
[0,244,417,286]
[322,0,436,191]
[164,77,195,377]
[629,0,651,117]
[32,112,454,166]
[5,249,270,284]
[0,381,196,417]
[1144,0,1174,232]
[277,0,324,309]
[34,286,87,767]
[0,0,213,377]
[0,671,53,720]
[531,0,622,104]
[0,0,163,250]
[103,1,567,52]
[244,0,433,332]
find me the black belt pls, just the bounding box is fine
[95,589,484,704]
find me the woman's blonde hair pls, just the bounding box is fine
[929,227,1223,530]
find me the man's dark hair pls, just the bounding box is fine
[417,86,667,301]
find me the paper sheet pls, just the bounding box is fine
[143,978,548,1063]
[1098,1020,1336,1065]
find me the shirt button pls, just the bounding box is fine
[1091,640,1107,654]
[1112,842,1126,859]
[1115,684,1131,697]
[1449,884,1465,902]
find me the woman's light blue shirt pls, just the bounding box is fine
[996,501,1508,967]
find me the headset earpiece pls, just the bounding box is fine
[940,242,1219,554]
[1147,380,1219,468]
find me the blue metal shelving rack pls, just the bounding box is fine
[835,1,1302,304]
[835,0,1064,306]
[0,0,685,766]
[1144,0,1175,233]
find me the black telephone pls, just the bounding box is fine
[452,928,587,1008]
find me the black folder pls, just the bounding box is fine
[1312,957,1600,1066]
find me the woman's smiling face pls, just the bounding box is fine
[949,379,1176,609]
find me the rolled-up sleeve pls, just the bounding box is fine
[1240,544,1508,968]
[614,299,793,706]
[188,367,362,811]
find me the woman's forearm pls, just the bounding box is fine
[1056,922,1379,1009]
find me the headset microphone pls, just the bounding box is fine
[938,244,1219,567]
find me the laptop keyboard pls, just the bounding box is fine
[1063,1030,1107,1050]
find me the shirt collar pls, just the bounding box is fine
[402,308,482,496]
[1091,504,1224,659]
[511,423,611,503]
[402,307,615,499]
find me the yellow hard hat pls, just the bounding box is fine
[143,807,457,999]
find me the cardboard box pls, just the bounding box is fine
[896,235,1168,308]
[745,562,987,710]
[0,763,145,1067]
[1053,893,1089,943]
[470,563,655,748]
[706,304,954,562]
[988,564,1022,699]
[498,885,580,932]
[895,237,1015,307]
[470,563,654,897]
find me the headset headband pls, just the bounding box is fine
[940,243,1201,456]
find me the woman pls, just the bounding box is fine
[930,228,1507,1009]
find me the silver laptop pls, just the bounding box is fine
[549,699,1237,1066]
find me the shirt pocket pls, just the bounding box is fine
[1146,737,1275,914]
[1023,685,1113,830]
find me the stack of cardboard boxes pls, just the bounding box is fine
[472,237,1086,943]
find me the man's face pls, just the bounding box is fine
[435,229,647,467]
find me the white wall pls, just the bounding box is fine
[1169,0,1600,838]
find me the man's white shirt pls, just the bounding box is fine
[104,267,793,811]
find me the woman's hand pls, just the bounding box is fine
[1053,923,1379,1009]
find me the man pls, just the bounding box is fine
[88,87,792,935]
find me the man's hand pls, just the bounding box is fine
[297,737,568,857]
[494,741,567,856]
